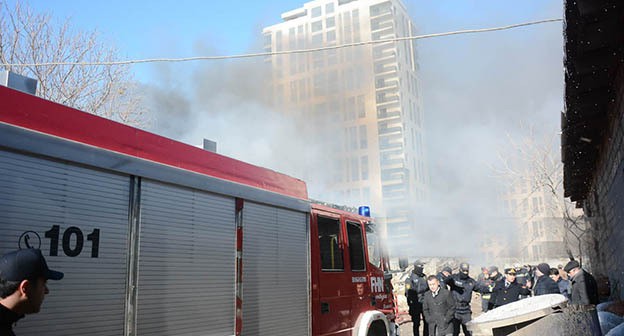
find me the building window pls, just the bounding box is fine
[359,125,368,149]
[327,48,338,65]
[289,27,296,49]
[357,95,365,118]
[314,73,326,96]
[370,1,392,17]
[326,2,335,14]
[289,54,297,75]
[299,79,307,101]
[347,97,356,120]
[263,33,272,47]
[361,156,369,180]
[311,20,323,33]
[351,157,359,181]
[352,9,360,42]
[275,31,282,52]
[311,6,322,18]
[532,197,539,214]
[327,30,336,42]
[326,16,335,28]
[532,221,539,238]
[532,245,538,258]
[313,58,324,69]
[290,80,297,103]
[311,33,323,47]
[298,55,306,72]
[350,126,358,150]
[376,92,386,103]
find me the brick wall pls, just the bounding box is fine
[584,64,624,300]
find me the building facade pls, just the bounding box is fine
[262,0,428,250]
[563,0,624,300]
[499,179,569,263]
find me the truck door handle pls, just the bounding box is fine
[321,302,330,314]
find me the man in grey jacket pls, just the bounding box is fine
[423,275,456,336]
[564,260,599,305]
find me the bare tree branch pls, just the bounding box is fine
[492,123,592,263]
[0,1,147,126]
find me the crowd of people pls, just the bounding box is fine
[404,259,599,336]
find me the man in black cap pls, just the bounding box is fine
[405,260,429,336]
[0,249,63,336]
[488,268,530,309]
[564,260,598,305]
[450,262,477,336]
[532,263,560,296]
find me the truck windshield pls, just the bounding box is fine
[365,223,381,269]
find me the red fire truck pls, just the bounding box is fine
[0,85,397,336]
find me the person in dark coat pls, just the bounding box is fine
[423,275,456,336]
[477,266,502,312]
[405,260,429,336]
[564,260,599,305]
[488,268,530,309]
[475,267,490,313]
[532,263,560,296]
[0,249,64,336]
[514,265,531,299]
[549,267,571,299]
[450,263,477,336]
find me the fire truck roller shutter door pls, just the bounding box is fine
[242,202,309,336]
[0,149,131,336]
[136,180,236,336]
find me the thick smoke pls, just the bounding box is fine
[402,0,564,262]
[141,36,374,207]
[140,1,565,265]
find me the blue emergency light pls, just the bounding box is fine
[358,206,371,217]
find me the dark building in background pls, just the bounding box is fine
[562,0,624,299]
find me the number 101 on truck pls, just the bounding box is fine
[0,85,398,336]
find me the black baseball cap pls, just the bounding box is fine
[563,260,580,273]
[0,249,63,281]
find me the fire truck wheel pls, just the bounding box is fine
[367,320,388,336]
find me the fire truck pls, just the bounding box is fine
[0,85,397,336]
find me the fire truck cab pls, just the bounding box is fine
[0,85,396,336]
[311,204,395,336]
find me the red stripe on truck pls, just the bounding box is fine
[0,86,308,200]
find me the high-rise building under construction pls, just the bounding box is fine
[263,0,428,251]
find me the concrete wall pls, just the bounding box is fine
[584,65,624,300]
